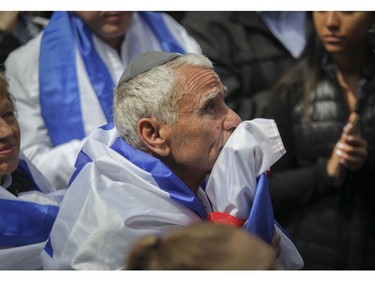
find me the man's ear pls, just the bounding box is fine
[137,118,171,157]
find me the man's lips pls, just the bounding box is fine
[0,144,16,156]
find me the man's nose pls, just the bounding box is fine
[223,108,242,131]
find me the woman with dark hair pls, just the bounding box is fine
[267,12,375,269]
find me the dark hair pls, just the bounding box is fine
[0,72,15,107]
[271,13,325,122]
[272,12,375,122]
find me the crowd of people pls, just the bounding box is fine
[0,10,374,270]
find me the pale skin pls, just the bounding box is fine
[75,11,134,55]
[313,11,372,187]
[138,65,242,193]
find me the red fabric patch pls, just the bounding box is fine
[207,212,246,227]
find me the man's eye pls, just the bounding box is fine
[204,101,217,112]
[3,110,16,119]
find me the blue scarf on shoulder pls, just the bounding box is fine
[0,161,59,247]
[39,12,185,146]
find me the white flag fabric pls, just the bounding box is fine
[41,123,211,270]
[205,119,304,269]
[41,120,302,270]
[0,153,64,269]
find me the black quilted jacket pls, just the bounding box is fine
[268,58,375,269]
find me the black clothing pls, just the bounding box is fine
[182,11,312,120]
[7,169,34,196]
[268,57,375,269]
[0,31,22,71]
[0,13,46,71]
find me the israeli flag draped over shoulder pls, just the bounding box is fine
[42,119,302,269]
[0,152,64,269]
[41,122,210,270]
[205,119,304,270]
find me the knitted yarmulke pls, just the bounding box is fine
[118,51,181,85]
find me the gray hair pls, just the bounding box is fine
[114,53,213,151]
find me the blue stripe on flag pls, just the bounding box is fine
[68,150,93,188]
[111,137,208,219]
[44,235,54,257]
[244,172,275,244]
[0,199,59,247]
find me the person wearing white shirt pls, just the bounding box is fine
[5,11,202,190]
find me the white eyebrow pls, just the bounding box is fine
[201,91,220,107]
[201,85,227,107]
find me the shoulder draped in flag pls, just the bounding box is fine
[0,153,63,269]
[206,119,304,270]
[41,123,210,270]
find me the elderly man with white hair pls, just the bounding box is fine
[41,51,302,270]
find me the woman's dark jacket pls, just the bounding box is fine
[267,57,375,269]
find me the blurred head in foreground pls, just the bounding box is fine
[126,222,281,270]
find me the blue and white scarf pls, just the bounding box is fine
[39,12,185,146]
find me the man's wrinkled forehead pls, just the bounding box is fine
[178,65,222,92]
[176,66,224,111]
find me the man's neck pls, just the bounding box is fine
[96,34,125,56]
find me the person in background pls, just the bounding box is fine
[266,11,375,269]
[5,11,202,190]
[0,11,48,71]
[0,72,62,269]
[126,222,282,270]
[182,11,312,120]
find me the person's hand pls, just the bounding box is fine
[327,145,345,187]
[0,12,19,32]
[271,230,281,258]
[327,113,368,187]
[335,133,368,172]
